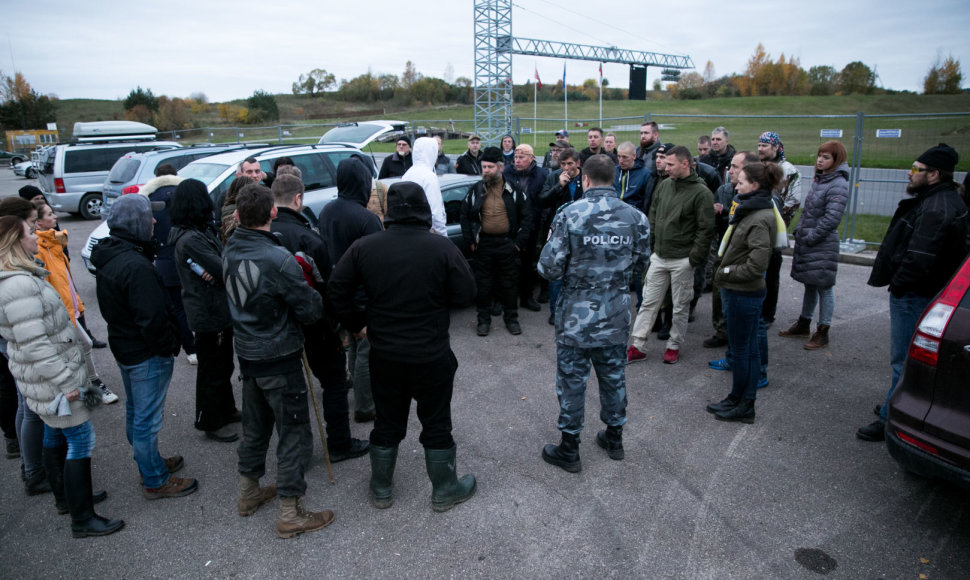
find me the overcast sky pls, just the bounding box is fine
[3,0,968,102]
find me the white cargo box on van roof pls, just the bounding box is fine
[73,121,158,142]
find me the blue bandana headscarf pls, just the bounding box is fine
[758,131,785,161]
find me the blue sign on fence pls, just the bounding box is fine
[820,129,843,138]
[521,128,532,134]
[876,129,902,138]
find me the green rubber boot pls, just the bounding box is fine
[424,445,476,513]
[369,445,398,509]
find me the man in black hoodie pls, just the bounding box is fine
[91,194,199,500]
[270,174,368,463]
[317,158,384,423]
[328,181,477,513]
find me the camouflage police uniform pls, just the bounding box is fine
[538,185,650,435]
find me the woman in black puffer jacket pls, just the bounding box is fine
[779,141,849,350]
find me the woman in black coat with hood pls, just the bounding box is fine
[169,179,240,442]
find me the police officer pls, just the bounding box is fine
[537,154,651,473]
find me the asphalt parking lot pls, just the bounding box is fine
[0,170,968,579]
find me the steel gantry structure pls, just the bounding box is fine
[473,0,694,144]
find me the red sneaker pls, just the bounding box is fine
[626,345,647,364]
[662,348,679,364]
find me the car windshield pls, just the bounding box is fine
[178,162,230,186]
[319,123,395,147]
[107,158,141,184]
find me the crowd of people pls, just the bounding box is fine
[0,126,967,541]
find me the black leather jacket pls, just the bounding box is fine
[459,179,533,249]
[222,227,323,363]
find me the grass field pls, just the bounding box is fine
[50,93,970,170]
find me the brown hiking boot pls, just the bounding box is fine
[164,455,184,474]
[238,476,277,517]
[143,476,199,500]
[276,496,334,539]
[804,324,830,350]
[778,316,812,338]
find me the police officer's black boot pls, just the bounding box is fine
[424,445,476,512]
[542,432,581,473]
[369,445,398,509]
[596,425,624,460]
[64,458,124,538]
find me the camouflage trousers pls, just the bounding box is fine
[555,343,628,435]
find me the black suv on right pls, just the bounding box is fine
[887,254,970,489]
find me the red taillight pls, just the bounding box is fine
[54,178,66,193]
[908,259,970,367]
[122,185,142,195]
[897,431,939,455]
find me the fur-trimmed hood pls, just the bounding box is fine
[139,174,182,197]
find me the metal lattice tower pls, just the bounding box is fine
[473,0,694,142]
[473,0,513,146]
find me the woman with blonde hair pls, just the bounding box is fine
[0,216,123,537]
[32,200,118,404]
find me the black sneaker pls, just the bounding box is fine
[476,321,490,336]
[328,438,369,463]
[856,420,886,442]
[703,335,728,348]
[506,320,522,335]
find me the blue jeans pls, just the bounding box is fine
[43,421,95,460]
[118,356,174,489]
[880,293,932,421]
[723,318,768,381]
[722,289,765,401]
[15,391,45,477]
[800,284,835,326]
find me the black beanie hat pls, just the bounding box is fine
[395,136,411,147]
[917,143,958,172]
[481,146,503,164]
[18,185,45,201]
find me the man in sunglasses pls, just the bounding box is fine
[858,143,969,442]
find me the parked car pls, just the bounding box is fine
[13,161,37,179]
[318,120,410,149]
[102,144,268,214]
[1,149,28,166]
[80,144,378,273]
[378,173,481,259]
[886,254,970,490]
[37,140,180,219]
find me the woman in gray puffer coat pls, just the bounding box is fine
[0,216,123,538]
[779,141,849,349]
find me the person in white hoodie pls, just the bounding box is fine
[402,137,447,236]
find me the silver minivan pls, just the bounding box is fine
[38,140,180,219]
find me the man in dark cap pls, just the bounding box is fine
[378,136,413,179]
[18,185,47,203]
[858,143,969,442]
[456,135,483,175]
[328,181,477,513]
[460,146,533,336]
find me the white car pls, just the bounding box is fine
[80,143,380,274]
[13,161,37,179]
